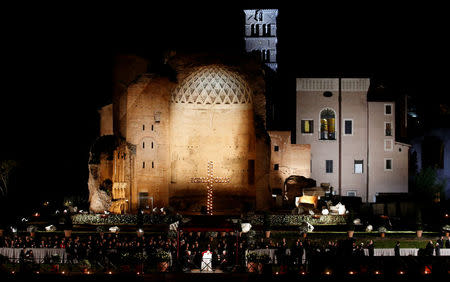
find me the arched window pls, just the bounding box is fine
[320,108,336,140]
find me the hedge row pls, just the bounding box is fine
[244,214,346,226]
[71,214,181,225]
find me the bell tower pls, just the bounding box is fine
[243,9,279,71]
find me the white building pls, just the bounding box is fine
[243,9,278,71]
[296,78,410,202]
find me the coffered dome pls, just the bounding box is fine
[171,65,252,105]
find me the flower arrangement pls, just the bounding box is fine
[246,251,258,262]
[257,253,271,264]
[51,254,61,264]
[155,250,171,262]
[96,225,109,233]
[79,259,91,271]
[27,225,38,233]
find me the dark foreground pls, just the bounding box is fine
[0,271,447,282]
[2,256,449,281]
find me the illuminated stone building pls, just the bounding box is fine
[296,78,410,202]
[88,54,300,214]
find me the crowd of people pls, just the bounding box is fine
[1,232,449,271]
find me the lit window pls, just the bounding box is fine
[385,104,392,115]
[274,164,279,171]
[301,120,314,134]
[354,160,363,174]
[384,139,393,151]
[326,160,333,173]
[320,109,336,140]
[344,119,353,135]
[384,158,393,171]
[385,122,392,136]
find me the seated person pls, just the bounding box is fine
[182,250,196,271]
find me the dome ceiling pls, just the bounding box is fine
[171,65,252,105]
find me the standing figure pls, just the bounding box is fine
[394,241,400,256]
[367,240,374,257]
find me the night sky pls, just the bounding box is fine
[0,4,448,217]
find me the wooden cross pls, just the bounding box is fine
[191,161,230,215]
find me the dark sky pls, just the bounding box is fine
[0,4,448,216]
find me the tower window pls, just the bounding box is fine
[255,24,260,36]
[274,145,279,152]
[326,160,333,173]
[320,109,336,140]
[274,164,279,171]
[143,124,145,131]
[143,142,145,148]
[354,160,363,174]
[142,162,145,169]
[152,125,154,131]
[344,119,353,135]
[267,24,271,36]
[301,120,314,134]
[151,142,154,149]
[385,122,392,136]
[385,104,392,115]
[384,158,393,171]
[152,161,154,168]
[384,139,393,151]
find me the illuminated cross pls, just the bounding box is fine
[191,161,230,215]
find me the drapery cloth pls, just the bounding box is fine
[0,248,67,263]
[246,248,450,264]
[363,248,450,256]
[245,248,293,264]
